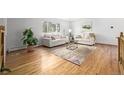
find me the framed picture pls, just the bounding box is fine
[43,22,60,33]
[82,21,92,32]
[43,21,47,32]
[56,24,60,32]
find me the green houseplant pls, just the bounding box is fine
[21,28,38,52]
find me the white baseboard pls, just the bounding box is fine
[7,44,42,52]
[8,46,26,52]
[95,41,117,46]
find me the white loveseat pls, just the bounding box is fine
[74,32,96,45]
[42,33,69,47]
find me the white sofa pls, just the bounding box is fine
[74,32,96,45]
[42,33,69,47]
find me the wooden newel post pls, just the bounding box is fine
[120,32,123,37]
[118,32,124,62]
[118,32,124,74]
[0,25,11,73]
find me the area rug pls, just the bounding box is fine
[51,45,96,65]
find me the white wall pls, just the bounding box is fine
[0,18,4,25]
[71,18,124,45]
[6,18,69,51]
[92,18,124,45]
[0,18,6,25]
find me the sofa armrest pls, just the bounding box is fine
[42,38,52,46]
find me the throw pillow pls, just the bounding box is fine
[51,36,56,40]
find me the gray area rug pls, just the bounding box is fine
[51,45,96,65]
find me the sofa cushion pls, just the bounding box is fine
[44,34,51,38]
[79,38,90,42]
[43,33,66,40]
[75,35,82,39]
[84,33,90,39]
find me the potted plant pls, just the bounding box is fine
[21,28,38,52]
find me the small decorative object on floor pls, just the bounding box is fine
[21,28,38,52]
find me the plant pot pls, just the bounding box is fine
[27,45,34,52]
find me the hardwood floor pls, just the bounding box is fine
[1,44,120,75]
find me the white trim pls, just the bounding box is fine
[8,44,42,52]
